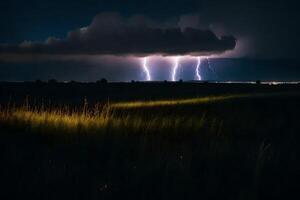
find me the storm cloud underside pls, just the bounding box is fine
[0,13,236,57]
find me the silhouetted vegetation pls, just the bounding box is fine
[48,79,57,84]
[69,80,78,84]
[96,78,108,84]
[35,79,43,84]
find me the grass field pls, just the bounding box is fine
[0,94,254,134]
[0,87,300,199]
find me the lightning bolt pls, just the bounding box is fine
[195,56,201,80]
[206,57,218,79]
[171,56,180,81]
[142,57,151,81]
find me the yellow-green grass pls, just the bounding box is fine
[110,92,292,109]
[0,95,232,134]
[111,94,246,108]
[0,109,209,134]
[0,92,295,134]
[1,91,299,199]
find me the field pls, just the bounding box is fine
[0,82,300,199]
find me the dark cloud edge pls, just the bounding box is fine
[0,13,236,57]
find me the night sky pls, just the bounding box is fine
[0,0,300,81]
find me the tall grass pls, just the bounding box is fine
[0,92,296,135]
[0,96,212,135]
[0,92,299,199]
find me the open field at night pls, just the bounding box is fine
[2,0,300,199]
[0,82,300,199]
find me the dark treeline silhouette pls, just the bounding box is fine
[0,81,299,106]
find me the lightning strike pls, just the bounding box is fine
[142,57,151,81]
[195,56,201,80]
[207,57,218,79]
[171,56,180,81]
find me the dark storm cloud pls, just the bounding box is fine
[197,0,300,59]
[0,13,236,56]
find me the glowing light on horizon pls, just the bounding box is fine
[142,57,151,81]
[195,56,201,80]
[171,56,180,81]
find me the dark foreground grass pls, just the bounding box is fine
[0,93,300,200]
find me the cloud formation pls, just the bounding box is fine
[0,13,236,56]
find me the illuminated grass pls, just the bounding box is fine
[0,95,230,134]
[111,92,298,109]
[0,92,295,134]
[13,110,108,131]
[0,105,207,135]
[1,91,299,199]
[110,93,269,108]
